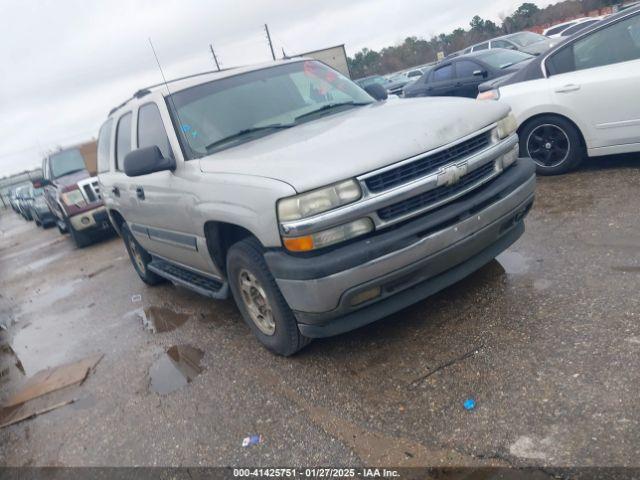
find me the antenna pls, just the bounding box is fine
[264,23,276,60]
[209,43,221,71]
[148,38,188,153]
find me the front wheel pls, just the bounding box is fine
[520,115,585,176]
[227,237,311,356]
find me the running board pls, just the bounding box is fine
[148,258,229,299]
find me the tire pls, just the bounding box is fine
[57,219,68,234]
[66,218,93,248]
[519,115,585,176]
[121,223,164,285]
[227,237,311,356]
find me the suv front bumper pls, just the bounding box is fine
[265,158,536,338]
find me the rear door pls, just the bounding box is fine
[545,12,640,149]
[126,102,214,273]
[453,60,487,98]
[425,63,456,96]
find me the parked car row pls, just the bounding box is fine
[6,141,114,248]
[400,6,639,175]
[13,5,637,357]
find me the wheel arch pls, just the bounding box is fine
[204,221,260,274]
[107,209,126,236]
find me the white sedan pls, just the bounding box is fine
[479,6,640,175]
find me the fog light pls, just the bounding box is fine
[502,144,519,169]
[350,286,381,306]
[81,216,90,225]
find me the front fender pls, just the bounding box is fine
[193,173,296,248]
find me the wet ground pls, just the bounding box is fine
[1,155,640,468]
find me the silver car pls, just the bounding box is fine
[464,31,557,56]
[98,59,536,355]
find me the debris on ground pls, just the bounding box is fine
[0,398,75,429]
[464,398,476,411]
[4,353,103,408]
[131,294,142,303]
[242,434,262,447]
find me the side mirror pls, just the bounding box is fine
[473,69,488,78]
[364,83,388,101]
[124,146,175,177]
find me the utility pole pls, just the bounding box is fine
[264,23,276,61]
[209,44,221,71]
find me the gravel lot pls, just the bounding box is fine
[1,155,639,469]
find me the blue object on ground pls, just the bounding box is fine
[463,398,476,410]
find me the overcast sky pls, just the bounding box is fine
[0,0,550,177]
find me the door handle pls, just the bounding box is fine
[555,84,581,93]
[112,186,120,197]
[136,186,145,200]
[455,82,463,87]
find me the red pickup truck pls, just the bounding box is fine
[41,142,112,248]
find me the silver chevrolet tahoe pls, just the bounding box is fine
[98,59,536,355]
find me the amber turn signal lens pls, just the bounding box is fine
[283,236,314,252]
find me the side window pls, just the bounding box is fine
[432,64,454,82]
[547,23,576,36]
[492,40,514,49]
[456,61,482,78]
[549,15,640,75]
[137,103,172,158]
[473,43,489,51]
[97,119,113,173]
[115,112,132,171]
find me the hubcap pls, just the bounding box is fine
[128,236,146,273]
[527,124,570,168]
[238,269,275,336]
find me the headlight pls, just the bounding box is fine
[496,112,518,139]
[277,179,361,222]
[282,218,373,252]
[61,189,86,207]
[477,89,500,101]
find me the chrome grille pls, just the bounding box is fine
[78,178,102,203]
[377,161,496,221]
[365,132,491,193]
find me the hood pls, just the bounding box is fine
[521,39,556,55]
[199,98,510,192]
[53,169,90,188]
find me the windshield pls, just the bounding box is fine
[508,32,547,47]
[357,76,387,87]
[169,61,373,158]
[482,49,533,68]
[50,149,86,178]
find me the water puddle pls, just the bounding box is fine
[137,306,191,333]
[497,251,530,275]
[149,345,204,395]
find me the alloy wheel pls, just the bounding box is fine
[526,124,570,168]
[238,269,276,336]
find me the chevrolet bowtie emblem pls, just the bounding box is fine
[437,163,468,187]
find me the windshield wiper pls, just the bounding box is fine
[58,168,85,176]
[294,102,370,122]
[205,124,294,152]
